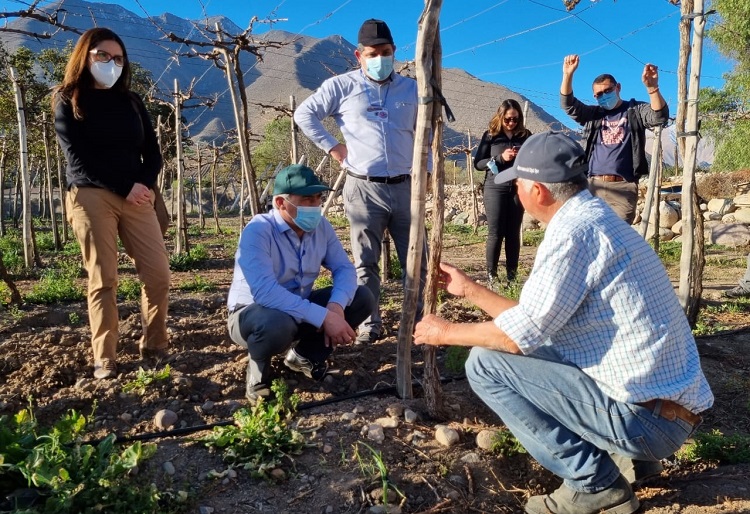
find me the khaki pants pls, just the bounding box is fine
[588,179,639,225]
[66,186,170,363]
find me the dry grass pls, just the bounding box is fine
[696,169,750,199]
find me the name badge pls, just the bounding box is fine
[366,106,389,122]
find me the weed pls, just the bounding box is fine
[522,230,545,247]
[490,429,528,457]
[177,275,216,292]
[169,244,210,271]
[25,268,85,304]
[60,239,82,257]
[656,241,681,264]
[187,225,202,237]
[0,234,23,272]
[387,253,402,280]
[676,429,750,464]
[200,380,304,479]
[314,273,333,290]
[122,365,172,394]
[354,442,406,506]
[0,404,161,513]
[444,347,469,374]
[68,312,81,326]
[327,215,349,229]
[35,231,57,252]
[118,278,142,302]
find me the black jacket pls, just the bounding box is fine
[474,129,532,191]
[54,89,162,198]
[560,92,668,181]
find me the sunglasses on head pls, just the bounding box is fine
[593,85,617,99]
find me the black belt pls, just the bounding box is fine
[347,171,410,184]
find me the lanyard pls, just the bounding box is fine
[360,70,390,108]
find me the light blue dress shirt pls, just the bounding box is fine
[227,210,357,328]
[294,70,418,178]
[495,190,714,413]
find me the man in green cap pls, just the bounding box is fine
[227,164,375,402]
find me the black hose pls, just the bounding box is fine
[83,375,465,446]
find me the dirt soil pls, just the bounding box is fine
[1,220,749,514]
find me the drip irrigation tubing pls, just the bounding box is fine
[83,375,466,446]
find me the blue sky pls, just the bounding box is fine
[2,0,734,127]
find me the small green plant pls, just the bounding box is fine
[656,241,682,264]
[60,239,82,257]
[522,229,545,247]
[200,380,304,479]
[313,273,333,289]
[354,442,406,506]
[118,278,142,301]
[490,429,528,457]
[0,234,24,272]
[187,224,202,237]
[676,429,750,464]
[35,231,57,252]
[169,244,210,271]
[122,365,172,394]
[177,275,216,292]
[444,346,470,374]
[0,403,161,513]
[68,312,81,326]
[327,215,349,229]
[25,268,85,304]
[387,253,402,280]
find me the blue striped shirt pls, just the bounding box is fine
[294,70,418,178]
[227,210,357,328]
[495,190,714,412]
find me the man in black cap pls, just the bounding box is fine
[227,164,374,402]
[294,18,427,345]
[414,132,712,514]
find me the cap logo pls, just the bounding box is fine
[517,165,539,174]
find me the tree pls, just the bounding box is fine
[699,0,750,171]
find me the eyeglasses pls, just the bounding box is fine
[593,85,617,99]
[504,117,518,123]
[89,49,125,67]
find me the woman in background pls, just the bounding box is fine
[473,99,532,286]
[53,27,170,379]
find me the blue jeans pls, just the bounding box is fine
[466,345,695,493]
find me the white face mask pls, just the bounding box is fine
[90,60,122,89]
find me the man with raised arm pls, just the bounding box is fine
[560,54,669,224]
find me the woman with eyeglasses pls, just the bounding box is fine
[53,27,170,379]
[473,98,532,286]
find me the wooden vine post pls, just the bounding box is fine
[396,0,443,400]
[678,0,707,323]
[422,23,448,418]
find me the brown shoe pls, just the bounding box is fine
[93,359,117,379]
[525,475,639,514]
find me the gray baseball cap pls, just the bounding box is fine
[495,131,588,185]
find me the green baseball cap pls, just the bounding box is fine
[273,164,332,195]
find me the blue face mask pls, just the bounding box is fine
[288,202,323,232]
[596,90,619,110]
[365,55,394,81]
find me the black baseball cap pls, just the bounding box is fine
[274,164,332,195]
[358,19,394,47]
[495,131,588,185]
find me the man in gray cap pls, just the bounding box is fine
[294,18,426,345]
[414,132,712,514]
[227,164,374,402]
